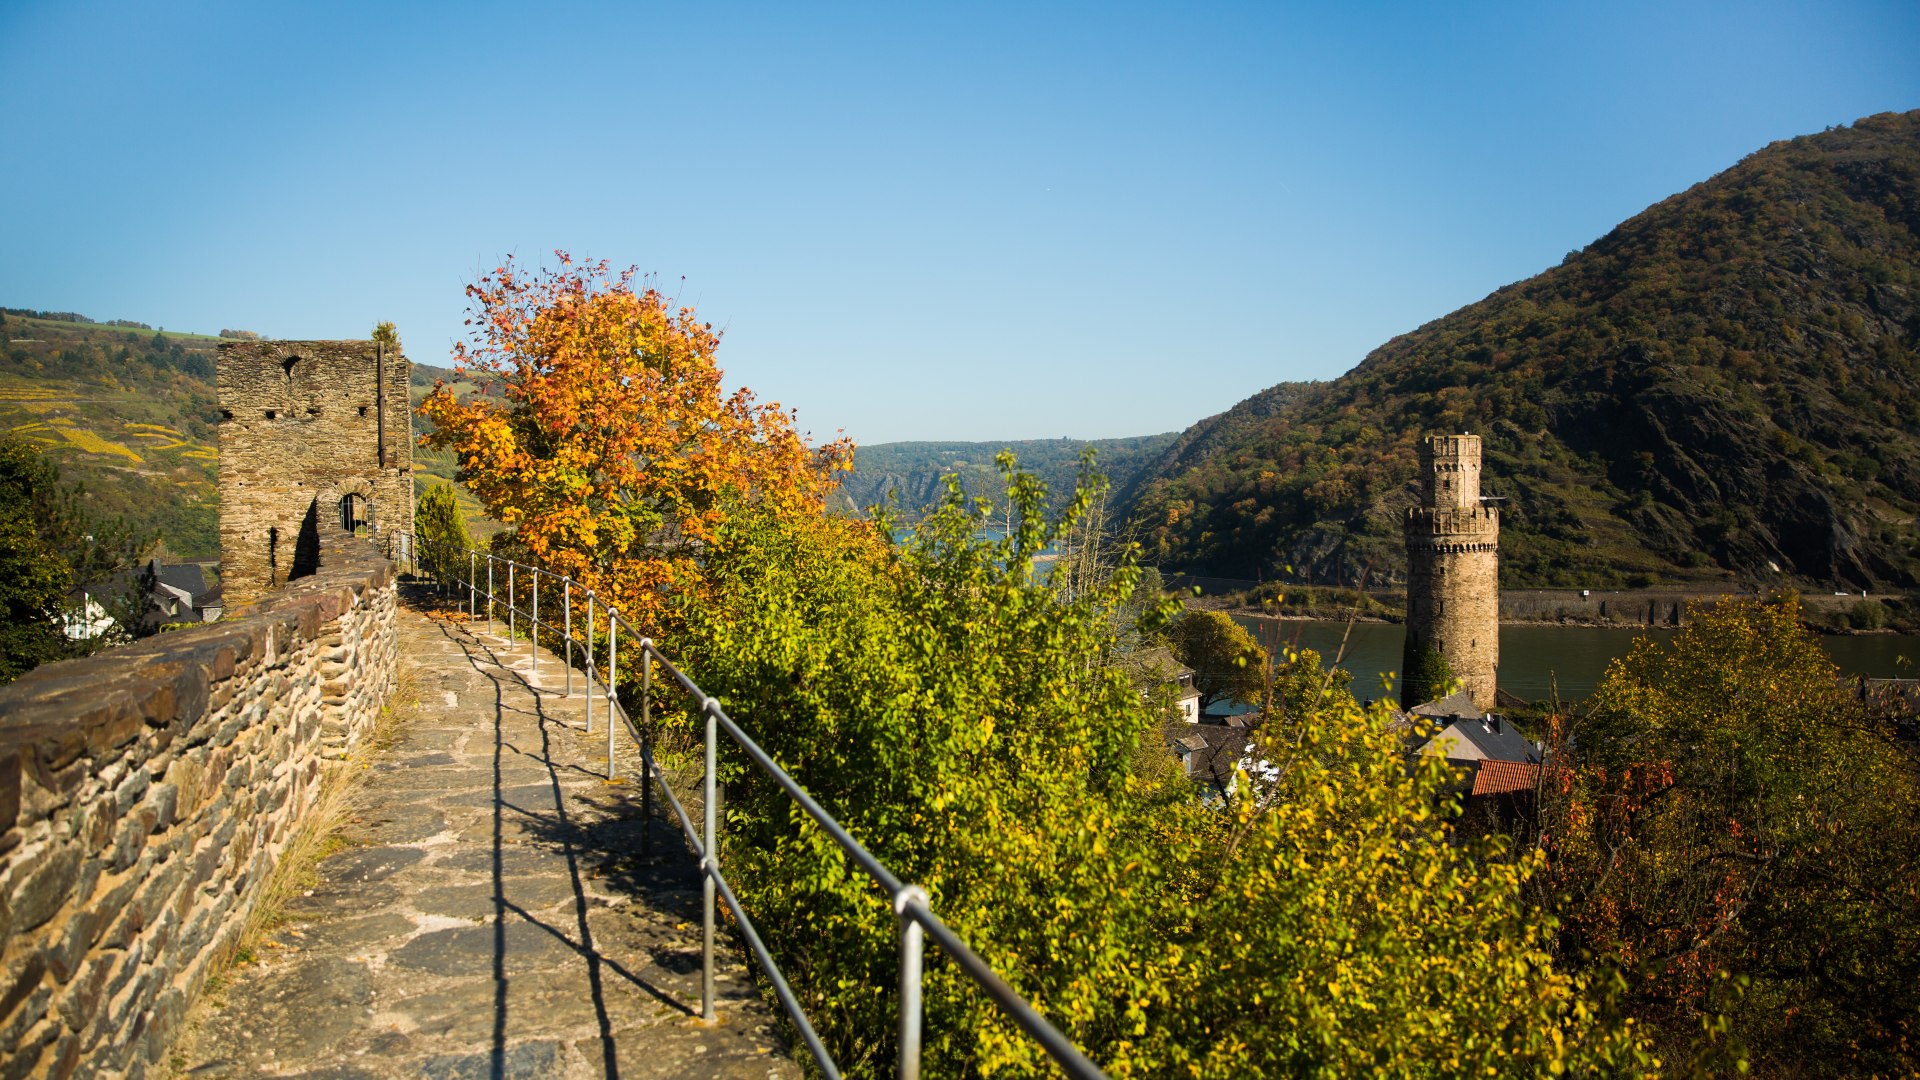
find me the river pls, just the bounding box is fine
[1231,616,1920,705]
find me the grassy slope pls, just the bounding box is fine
[1122,111,1920,592]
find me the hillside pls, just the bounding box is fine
[1122,111,1920,591]
[0,319,498,559]
[0,311,224,557]
[837,433,1178,517]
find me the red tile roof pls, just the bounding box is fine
[1471,760,1542,796]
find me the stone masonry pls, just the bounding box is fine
[218,339,414,607]
[165,594,798,1079]
[0,521,398,1078]
[1402,433,1500,710]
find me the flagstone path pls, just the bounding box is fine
[165,591,798,1079]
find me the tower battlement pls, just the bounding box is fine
[1405,505,1501,536]
[1402,433,1499,709]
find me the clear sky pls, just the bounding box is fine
[2,2,1914,445]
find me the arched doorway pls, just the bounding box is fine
[340,492,370,534]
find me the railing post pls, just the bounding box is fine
[897,885,930,1080]
[531,571,540,678]
[606,612,619,781]
[564,579,572,699]
[486,557,494,630]
[508,562,516,644]
[469,551,477,622]
[702,696,718,1025]
[585,593,595,734]
[640,642,652,855]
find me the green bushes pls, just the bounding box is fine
[412,482,473,583]
[674,463,1644,1077]
[1849,598,1889,629]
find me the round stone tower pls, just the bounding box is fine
[1402,433,1499,709]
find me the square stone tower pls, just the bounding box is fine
[1402,434,1499,709]
[216,339,413,606]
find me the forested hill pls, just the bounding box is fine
[837,433,1178,517]
[1121,110,1920,591]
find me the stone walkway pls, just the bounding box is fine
[167,590,799,1079]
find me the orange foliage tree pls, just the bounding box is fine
[417,253,851,634]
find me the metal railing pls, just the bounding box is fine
[386,531,1107,1080]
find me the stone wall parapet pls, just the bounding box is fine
[0,519,397,1078]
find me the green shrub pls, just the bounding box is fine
[675,460,1643,1077]
[1849,599,1889,630]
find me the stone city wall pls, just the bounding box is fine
[0,521,398,1078]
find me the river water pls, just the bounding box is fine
[1231,616,1920,705]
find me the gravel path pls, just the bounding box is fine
[167,591,798,1079]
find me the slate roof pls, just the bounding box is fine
[152,561,209,599]
[1164,719,1255,795]
[1135,647,1197,685]
[1425,714,1542,764]
[1410,688,1477,719]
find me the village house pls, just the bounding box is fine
[1134,645,1202,723]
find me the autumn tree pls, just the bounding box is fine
[1168,609,1268,713]
[1531,597,1920,1075]
[417,254,850,633]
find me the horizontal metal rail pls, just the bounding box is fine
[385,531,1107,1080]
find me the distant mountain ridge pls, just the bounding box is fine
[839,434,1179,516]
[1121,111,1920,591]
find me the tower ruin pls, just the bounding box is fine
[216,339,413,607]
[1402,433,1499,709]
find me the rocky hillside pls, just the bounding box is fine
[1122,111,1920,591]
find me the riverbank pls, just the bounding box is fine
[1220,616,1920,705]
[1180,584,1916,635]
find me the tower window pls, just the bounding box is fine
[220,409,233,420]
[264,410,277,419]
[358,406,370,417]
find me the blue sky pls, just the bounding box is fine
[1,2,1914,445]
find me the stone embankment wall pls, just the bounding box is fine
[1501,589,1696,626]
[0,521,397,1078]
